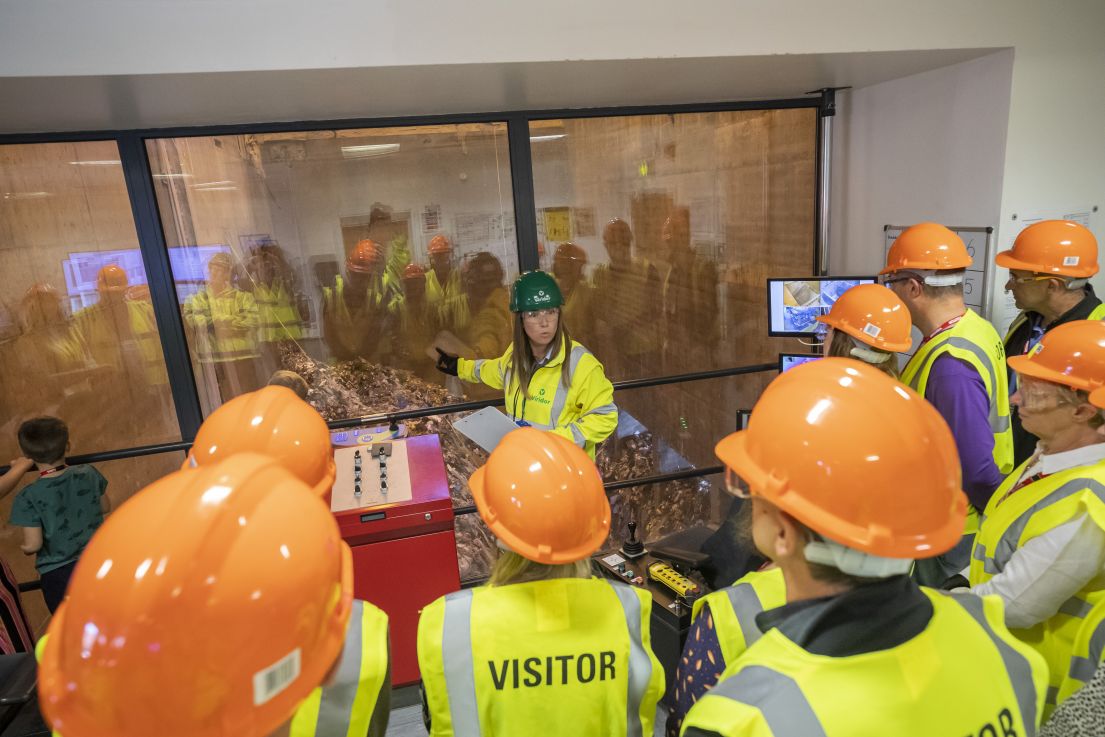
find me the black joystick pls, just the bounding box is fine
[620,521,646,559]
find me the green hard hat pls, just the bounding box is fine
[509,270,564,312]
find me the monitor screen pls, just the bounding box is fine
[766,276,877,337]
[779,353,821,373]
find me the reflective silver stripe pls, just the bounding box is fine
[725,583,767,647]
[547,344,589,425]
[472,359,486,378]
[988,479,1105,573]
[1046,686,1059,706]
[945,336,1009,434]
[950,593,1038,729]
[441,590,482,737]
[582,402,618,417]
[709,665,827,737]
[608,581,652,737]
[1059,597,1094,619]
[313,599,365,735]
[569,424,586,447]
[1068,614,1105,683]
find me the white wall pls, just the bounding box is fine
[829,50,1015,304]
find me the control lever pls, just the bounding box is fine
[620,521,646,560]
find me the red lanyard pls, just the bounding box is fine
[997,467,1050,507]
[39,464,67,478]
[917,313,965,350]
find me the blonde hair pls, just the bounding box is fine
[488,550,592,587]
[827,330,899,378]
[508,311,572,398]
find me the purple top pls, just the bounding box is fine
[666,601,727,737]
[925,354,1005,511]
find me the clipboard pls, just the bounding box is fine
[452,407,520,453]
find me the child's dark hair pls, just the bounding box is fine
[17,417,69,464]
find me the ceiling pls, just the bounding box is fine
[0,47,1004,135]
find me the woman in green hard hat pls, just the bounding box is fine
[436,270,618,458]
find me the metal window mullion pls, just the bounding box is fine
[506,115,541,272]
[116,133,204,439]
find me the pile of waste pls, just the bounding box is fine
[281,345,715,581]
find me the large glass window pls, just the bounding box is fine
[529,109,818,381]
[147,124,518,416]
[0,141,180,456]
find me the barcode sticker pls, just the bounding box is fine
[862,322,882,338]
[1064,256,1080,266]
[253,648,301,706]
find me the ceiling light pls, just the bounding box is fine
[190,180,237,191]
[152,173,194,179]
[341,143,401,159]
[3,191,51,200]
[529,134,566,142]
[68,160,121,166]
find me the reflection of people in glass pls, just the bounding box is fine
[425,235,469,334]
[435,270,617,458]
[71,266,164,388]
[661,207,719,370]
[322,239,393,362]
[183,252,261,399]
[240,241,306,373]
[460,252,511,360]
[593,218,657,379]
[431,252,511,363]
[552,242,595,341]
[395,263,438,381]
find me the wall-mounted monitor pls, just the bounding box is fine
[779,353,821,373]
[767,276,877,337]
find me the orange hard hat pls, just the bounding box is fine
[185,386,335,498]
[97,264,129,293]
[428,235,453,255]
[881,222,973,275]
[403,263,426,280]
[37,453,353,737]
[715,358,966,559]
[469,428,610,564]
[1008,319,1105,394]
[996,220,1099,279]
[346,239,382,273]
[816,283,912,352]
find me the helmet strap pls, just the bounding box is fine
[915,270,964,287]
[849,339,893,364]
[804,538,913,578]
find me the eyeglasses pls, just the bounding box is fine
[1007,273,1060,286]
[522,308,558,322]
[878,274,917,287]
[724,467,752,499]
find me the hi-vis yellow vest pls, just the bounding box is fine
[969,457,1105,711]
[417,577,664,737]
[1005,303,1105,346]
[427,267,470,333]
[322,275,390,361]
[36,600,389,737]
[254,281,305,343]
[182,286,260,363]
[1057,596,1105,703]
[690,568,786,667]
[680,591,1047,737]
[901,309,1013,478]
[458,338,617,459]
[291,599,390,737]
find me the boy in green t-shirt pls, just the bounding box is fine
[9,417,111,612]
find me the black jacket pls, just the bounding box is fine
[1005,286,1103,467]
